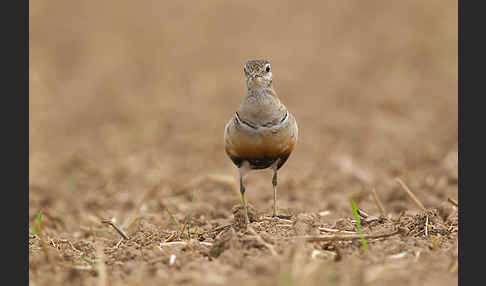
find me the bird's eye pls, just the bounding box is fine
[265,65,271,72]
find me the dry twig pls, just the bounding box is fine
[447,198,458,207]
[115,239,123,248]
[160,241,213,247]
[319,227,358,234]
[357,208,370,218]
[199,224,233,235]
[294,229,401,242]
[165,233,177,242]
[425,215,429,236]
[370,188,387,217]
[160,241,187,247]
[276,224,293,228]
[101,219,130,240]
[57,239,83,254]
[248,226,278,256]
[395,178,426,211]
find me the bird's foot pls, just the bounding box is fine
[272,214,292,220]
[261,214,293,222]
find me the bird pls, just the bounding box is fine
[224,59,298,224]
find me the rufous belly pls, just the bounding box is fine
[224,117,297,169]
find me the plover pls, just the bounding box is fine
[224,59,298,224]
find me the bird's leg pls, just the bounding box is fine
[270,162,291,220]
[240,172,250,224]
[272,170,278,217]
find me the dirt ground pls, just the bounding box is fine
[29,1,458,285]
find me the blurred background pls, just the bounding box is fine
[30,0,457,228]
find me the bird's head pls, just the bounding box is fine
[243,59,273,90]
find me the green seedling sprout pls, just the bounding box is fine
[166,208,182,236]
[350,200,368,252]
[32,211,43,235]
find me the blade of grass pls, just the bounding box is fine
[180,216,189,239]
[350,200,368,252]
[166,208,182,236]
[187,190,197,240]
[187,222,191,240]
[32,211,50,261]
[32,211,43,235]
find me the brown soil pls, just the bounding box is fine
[30,1,458,285]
